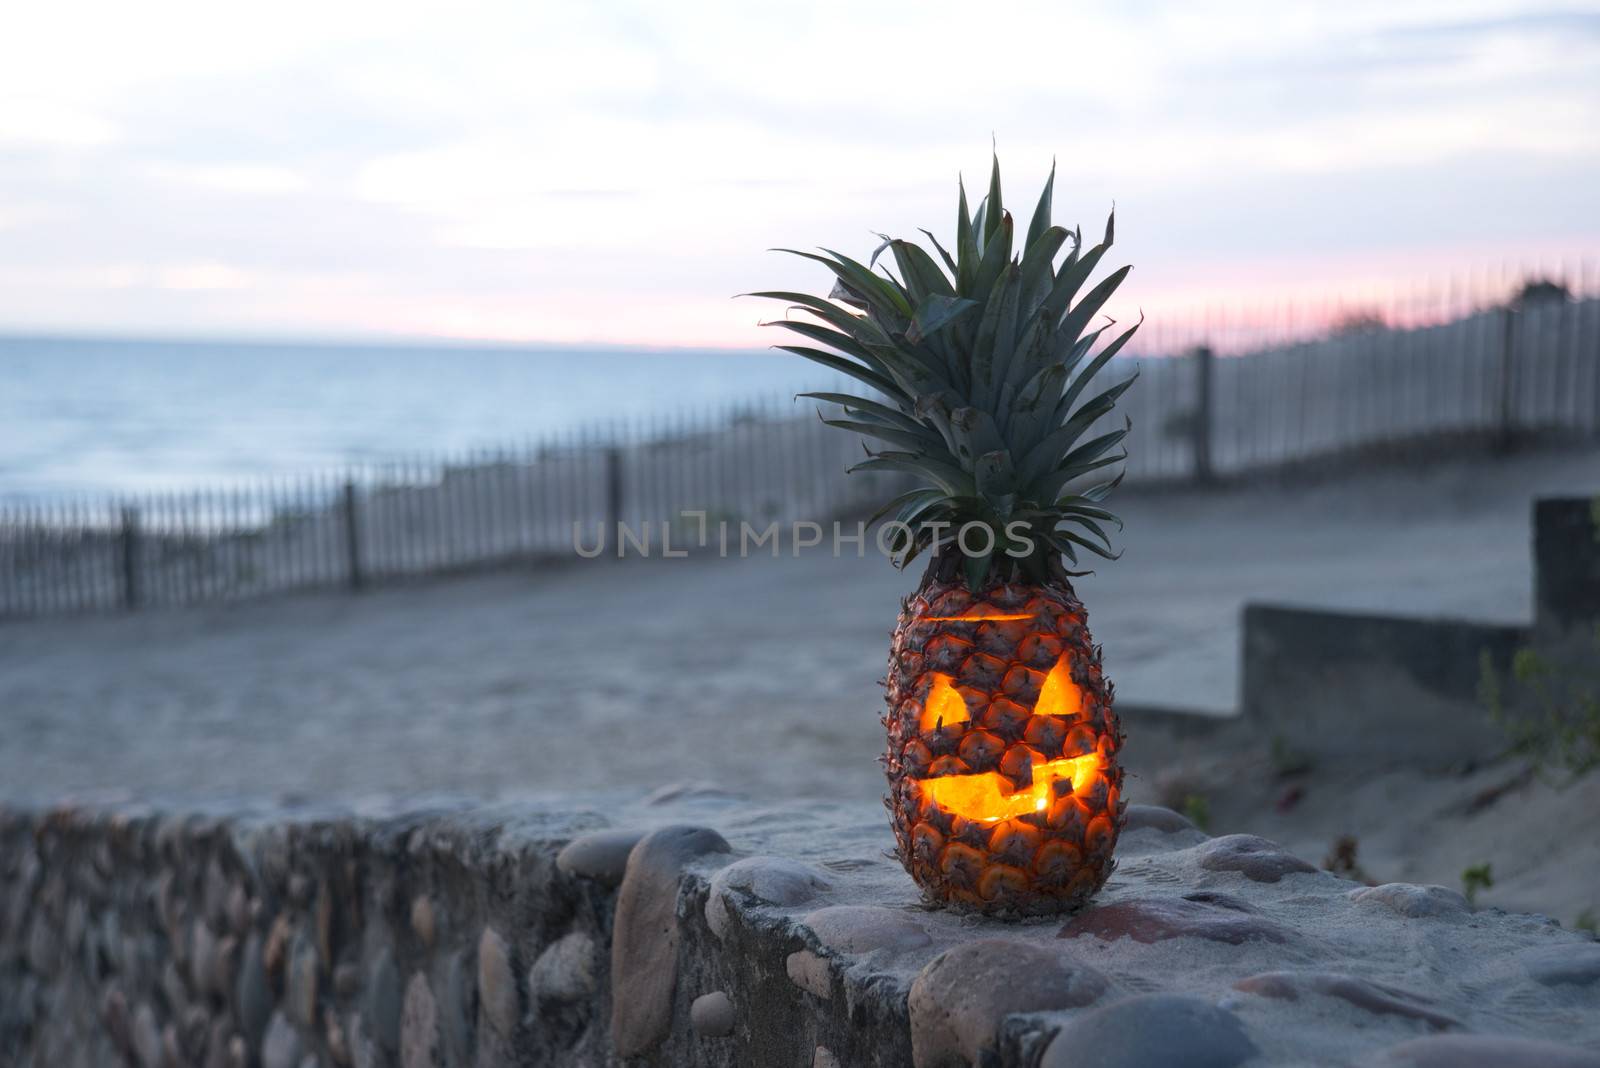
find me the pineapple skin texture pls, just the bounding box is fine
[884,575,1125,915]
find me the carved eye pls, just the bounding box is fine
[919,673,971,732]
[1033,655,1083,717]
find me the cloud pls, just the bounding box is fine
[157,263,254,291]
[0,0,1595,344]
[0,99,117,148]
[148,164,309,196]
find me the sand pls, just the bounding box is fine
[2,443,1597,922]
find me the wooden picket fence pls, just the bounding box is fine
[3,282,1598,618]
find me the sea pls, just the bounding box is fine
[0,334,832,503]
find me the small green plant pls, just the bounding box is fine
[1181,793,1211,832]
[1461,862,1494,907]
[1575,908,1598,936]
[1479,627,1600,781]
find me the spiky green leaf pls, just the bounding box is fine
[868,487,944,528]
[983,153,1004,245]
[774,345,904,401]
[823,418,951,455]
[891,240,956,302]
[797,392,916,427]
[847,454,975,498]
[777,248,913,319]
[906,295,979,346]
[765,157,1136,573]
[964,548,995,591]
[1024,160,1055,252]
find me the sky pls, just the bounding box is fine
[1,0,1597,348]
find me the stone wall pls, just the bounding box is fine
[0,794,927,1068]
[5,794,1600,1068]
[2,800,624,1068]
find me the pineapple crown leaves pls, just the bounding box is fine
[748,154,1140,586]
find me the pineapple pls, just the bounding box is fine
[756,156,1137,914]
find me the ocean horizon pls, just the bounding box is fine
[0,333,833,503]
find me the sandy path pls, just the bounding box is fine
[3,445,1597,810]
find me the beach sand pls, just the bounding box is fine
[3,443,1597,919]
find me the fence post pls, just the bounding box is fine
[604,447,623,550]
[343,481,364,591]
[119,506,141,610]
[1191,344,1215,484]
[1496,305,1519,453]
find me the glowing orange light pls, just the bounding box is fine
[915,652,1094,821]
[1034,654,1083,717]
[920,753,1101,823]
[923,612,1034,622]
[919,673,970,731]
